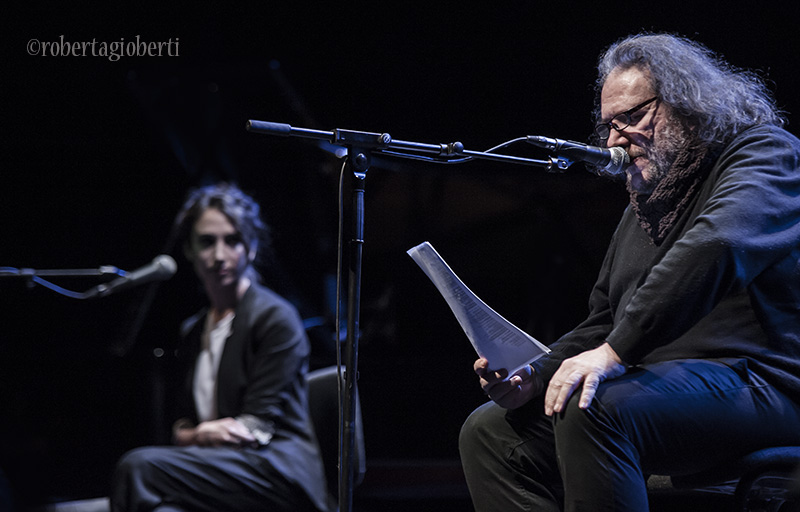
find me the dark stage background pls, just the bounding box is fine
[3,3,800,509]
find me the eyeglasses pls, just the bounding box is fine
[594,96,658,140]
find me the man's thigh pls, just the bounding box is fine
[593,358,800,474]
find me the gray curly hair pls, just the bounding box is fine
[594,33,786,145]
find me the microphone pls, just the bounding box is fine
[526,136,629,176]
[86,255,177,299]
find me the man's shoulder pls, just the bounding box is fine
[713,124,800,175]
[727,124,800,150]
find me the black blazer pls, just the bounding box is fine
[175,282,330,511]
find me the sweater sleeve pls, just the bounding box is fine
[606,126,800,363]
[532,228,619,382]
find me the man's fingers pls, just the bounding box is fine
[579,374,600,409]
[555,372,583,413]
[481,370,512,397]
[545,371,584,416]
[474,358,508,380]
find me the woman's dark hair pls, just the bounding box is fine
[175,182,271,281]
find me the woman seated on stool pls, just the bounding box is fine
[111,183,330,512]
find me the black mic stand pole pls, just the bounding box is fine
[342,150,366,512]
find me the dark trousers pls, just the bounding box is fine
[110,445,317,512]
[459,359,800,511]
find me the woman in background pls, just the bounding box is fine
[112,183,330,512]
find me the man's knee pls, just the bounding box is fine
[459,401,496,455]
[552,392,603,439]
[551,389,637,460]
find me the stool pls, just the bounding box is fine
[649,446,800,511]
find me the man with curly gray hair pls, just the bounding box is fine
[460,33,800,511]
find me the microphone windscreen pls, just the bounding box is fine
[590,147,629,180]
[152,254,178,280]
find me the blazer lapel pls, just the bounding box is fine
[215,287,254,418]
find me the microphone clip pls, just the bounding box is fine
[547,155,574,172]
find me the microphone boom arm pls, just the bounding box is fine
[245,120,562,170]
[0,265,126,299]
[1,255,177,300]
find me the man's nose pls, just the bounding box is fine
[605,128,626,148]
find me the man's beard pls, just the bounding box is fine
[630,116,693,194]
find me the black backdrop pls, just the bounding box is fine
[3,2,800,506]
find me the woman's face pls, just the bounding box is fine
[188,207,251,292]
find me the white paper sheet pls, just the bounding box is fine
[407,241,550,378]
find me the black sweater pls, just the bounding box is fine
[533,125,800,403]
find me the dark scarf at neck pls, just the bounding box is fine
[629,139,716,245]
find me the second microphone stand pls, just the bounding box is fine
[246,120,557,512]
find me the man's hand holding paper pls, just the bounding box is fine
[475,358,544,410]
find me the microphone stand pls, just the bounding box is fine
[0,265,125,299]
[245,120,559,512]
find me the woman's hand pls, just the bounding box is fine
[175,417,257,447]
